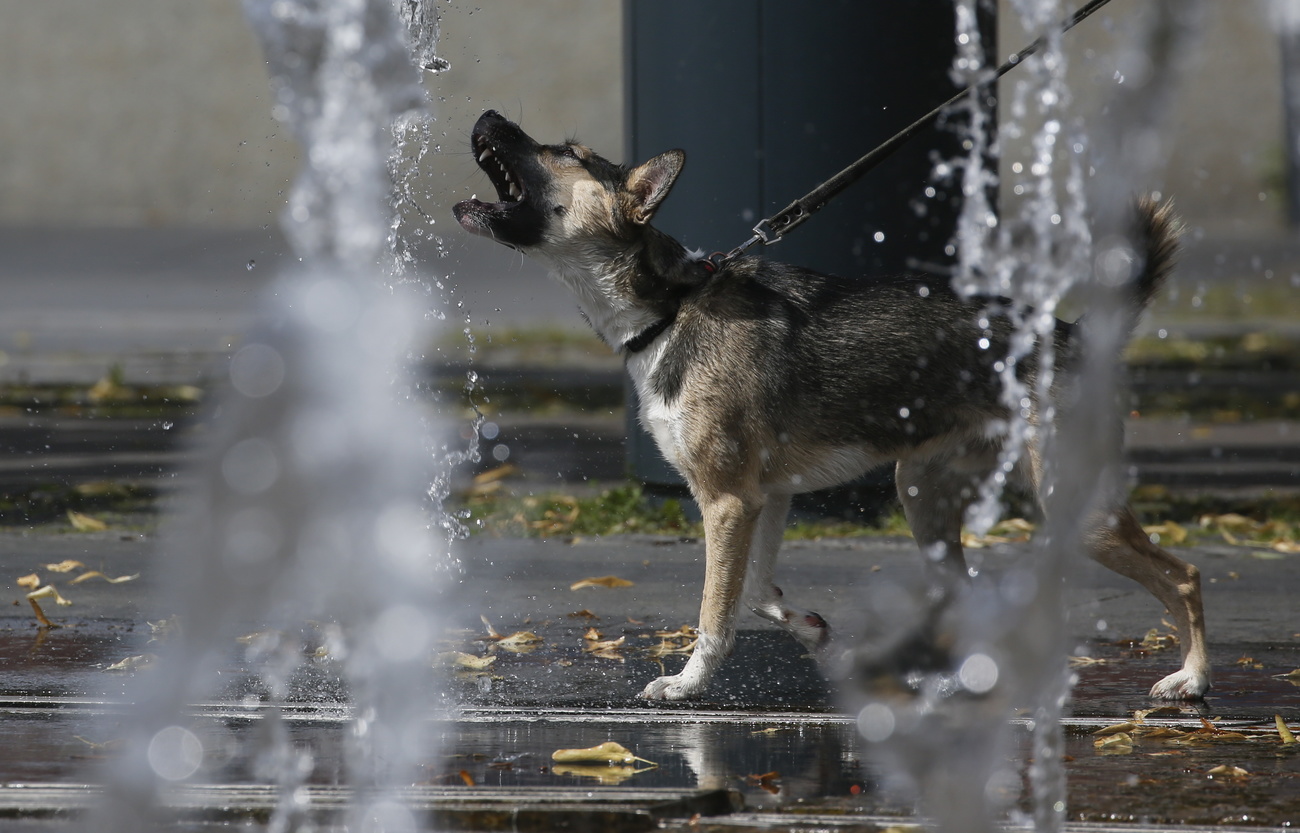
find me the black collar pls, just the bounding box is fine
[622,309,677,354]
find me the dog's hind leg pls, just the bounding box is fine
[641,490,763,700]
[1086,506,1209,700]
[743,492,831,651]
[895,456,976,584]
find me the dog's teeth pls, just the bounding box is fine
[509,182,522,199]
[478,148,493,163]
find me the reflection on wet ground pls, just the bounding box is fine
[2,613,1298,828]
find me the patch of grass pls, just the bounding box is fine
[0,366,205,420]
[461,483,700,538]
[459,481,917,541]
[0,480,158,528]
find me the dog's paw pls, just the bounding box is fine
[790,611,832,652]
[639,673,701,701]
[1149,667,1210,700]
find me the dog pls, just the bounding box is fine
[453,109,1208,702]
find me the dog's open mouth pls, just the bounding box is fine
[473,133,526,204]
[452,111,545,248]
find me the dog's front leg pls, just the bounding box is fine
[641,492,761,700]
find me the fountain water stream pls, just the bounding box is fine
[89,1,452,830]
[850,2,1206,832]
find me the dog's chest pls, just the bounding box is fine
[627,346,686,469]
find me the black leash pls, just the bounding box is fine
[711,0,1116,267]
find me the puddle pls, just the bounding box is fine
[3,613,1298,825]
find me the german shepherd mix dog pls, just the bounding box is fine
[453,110,1208,702]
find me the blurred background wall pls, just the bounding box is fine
[0,1,1287,237]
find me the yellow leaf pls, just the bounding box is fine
[1093,722,1139,736]
[570,575,634,590]
[105,654,157,672]
[472,464,519,485]
[66,511,108,532]
[1207,764,1249,778]
[551,741,655,767]
[495,631,543,652]
[1094,733,1133,753]
[28,585,72,606]
[1140,727,1188,740]
[1142,521,1187,545]
[16,573,40,589]
[583,627,603,642]
[70,570,139,585]
[1277,715,1296,745]
[450,652,496,670]
[584,636,625,653]
[44,560,85,573]
[1271,540,1300,554]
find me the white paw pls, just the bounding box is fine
[640,673,702,701]
[789,611,832,652]
[1149,667,1210,700]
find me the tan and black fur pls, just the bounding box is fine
[454,110,1207,702]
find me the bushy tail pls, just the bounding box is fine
[1129,195,1181,311]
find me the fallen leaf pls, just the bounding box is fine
[73,736,125,753]
[746,770,781,794]
[66,510,108,532]
[16,573,40,589]
[236,629,282,646]
[1207,764,1249,778]
[1139,628,1178,651]
[472,464,519,485]
[583,627,603,642]
[583,636,625,653]
[1094,733,1133,753]
[70,570,139,585]
[1068,656,1108,667]
[1094,722,1140,736]
[551,741,655,767]
[28,585,72,607]
[494,631,543,653]
[105,654,157,672]
[570,575,634,590]
[458,770,476,787]
[1140,727,1188,740]
[1143,520,1187,545]
[751,728,790,736]
[44,560,85,573]
[450,652,496,670]
[1277,715,1296,745]
[567,609,599,620]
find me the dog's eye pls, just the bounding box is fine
[560,146,581,161]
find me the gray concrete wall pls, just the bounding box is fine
[0,1,1287,234]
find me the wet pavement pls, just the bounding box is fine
[2,529,1299,829]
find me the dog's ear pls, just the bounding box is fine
[626,150,685,224]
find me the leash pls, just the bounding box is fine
[710,0,1117,267]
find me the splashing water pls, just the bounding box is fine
[851,2,1205,832]
[89,1,454,830]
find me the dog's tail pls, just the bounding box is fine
[1128,195,1181,312]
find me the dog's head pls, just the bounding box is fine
[453,110,684,260]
